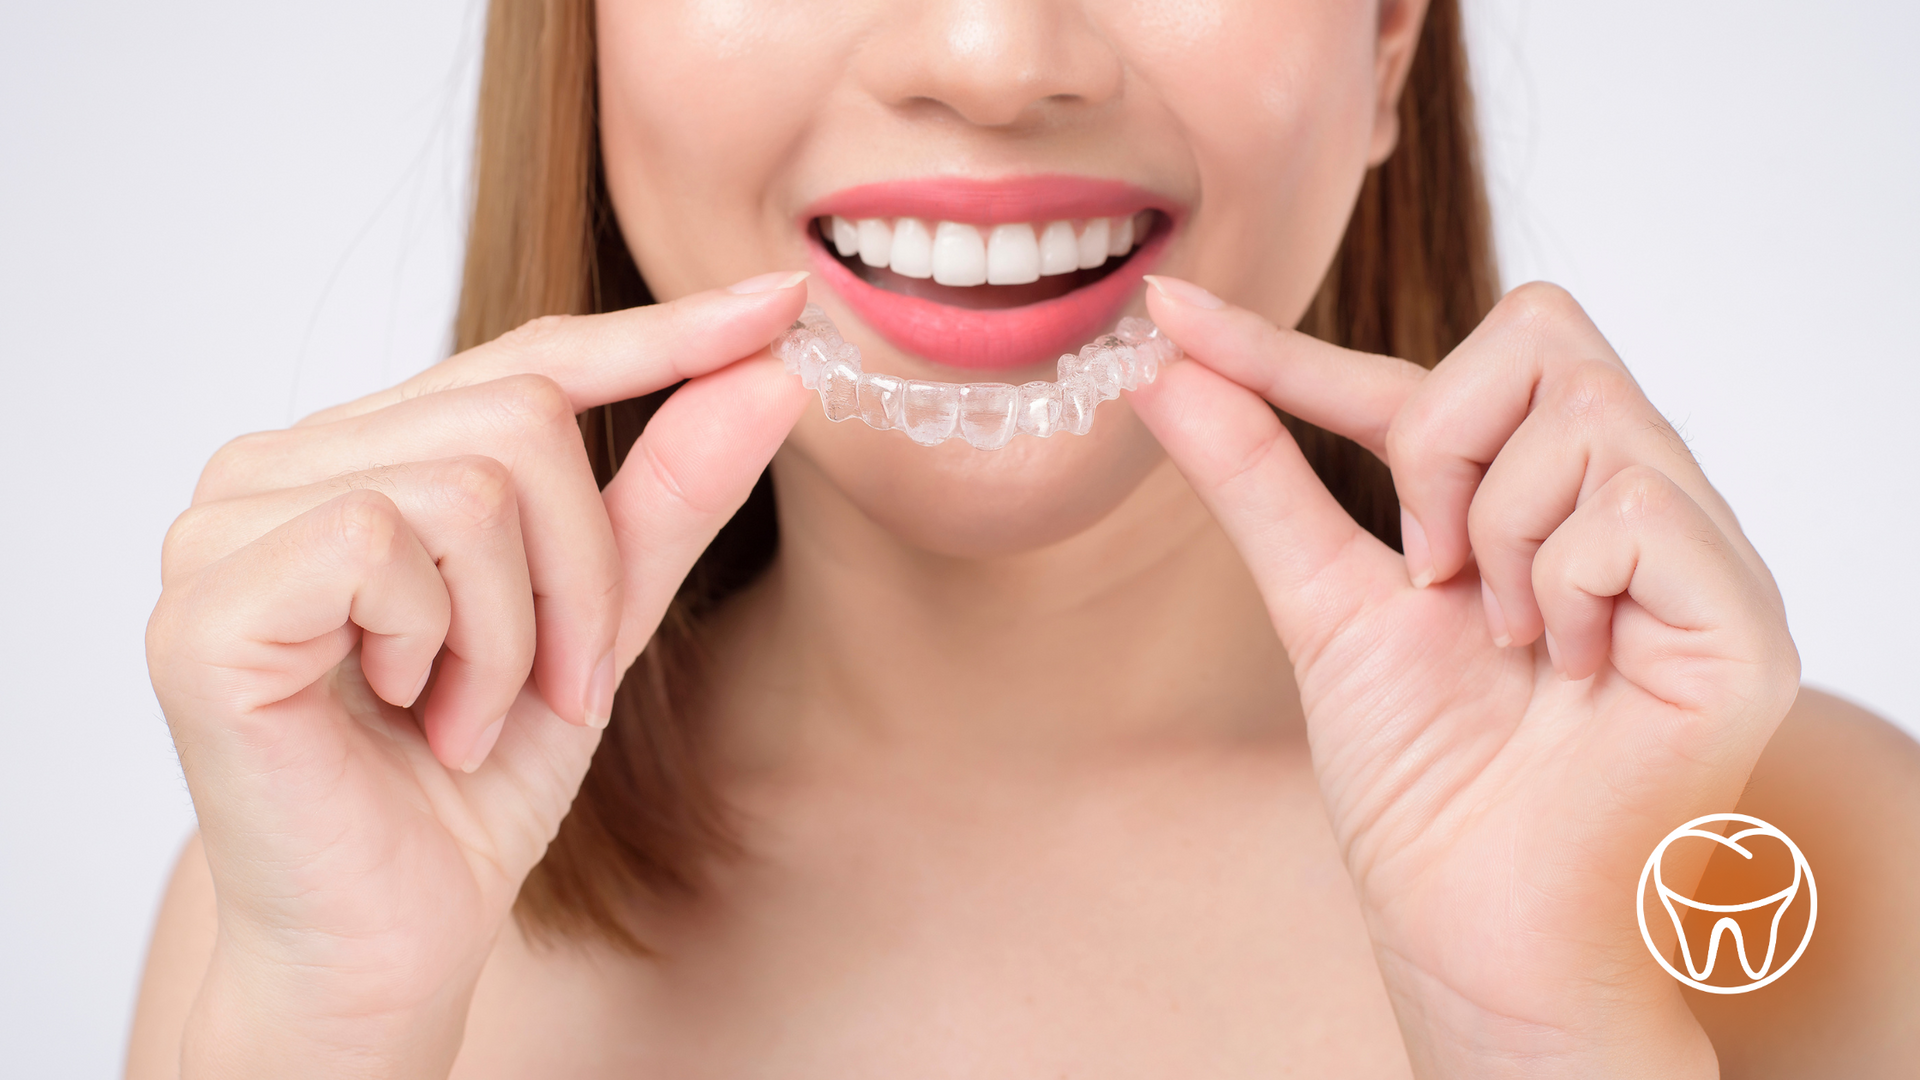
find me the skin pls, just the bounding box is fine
[128,0,1920,1077]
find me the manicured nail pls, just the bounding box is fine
[1480,580,1512,648]
[584,650,615,731]
[461,716,507,774]
[1400,508,1434,589]
[1143,274,1225,310]
[726,270,810,295]
[1543,630,1563,677]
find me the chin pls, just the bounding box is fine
[777,401,1168,561]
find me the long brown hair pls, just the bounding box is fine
[455,0,1499,950]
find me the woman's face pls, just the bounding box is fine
[597,0,1425,558]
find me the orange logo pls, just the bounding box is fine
[1637,813,1816,994]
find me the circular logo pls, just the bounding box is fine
[1637,813,1816,994]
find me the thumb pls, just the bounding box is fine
[1128,305,1404,662]
[602,351,811,672]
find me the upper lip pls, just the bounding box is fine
[801,173,1180,226]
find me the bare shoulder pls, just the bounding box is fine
[1688,688,1920,1078]
[125,833,218,1079]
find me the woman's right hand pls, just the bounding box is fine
[146,271,812,1079]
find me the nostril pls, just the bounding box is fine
[852,2,1126,129]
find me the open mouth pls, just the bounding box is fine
[802,177,1174,373]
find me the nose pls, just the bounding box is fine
[854,0,1124,129]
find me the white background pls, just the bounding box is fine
[2,1,1914,1072]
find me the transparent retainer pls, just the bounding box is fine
[771,305,1183,449]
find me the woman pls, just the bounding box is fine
[127,0,1920,1075]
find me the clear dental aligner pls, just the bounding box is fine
[772,304,1183,450]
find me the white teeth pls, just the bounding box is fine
[931,221,987,286]
[834,212,1153,282]
[830,216,860,258]
[1077,218,1109,269]
[857,218,892,268]
[986,223,1041,285]
[889,217,934,278]
[1038,220,1078,276]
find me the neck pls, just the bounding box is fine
[703,450,1301,774]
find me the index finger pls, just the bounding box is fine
[1141,275,1428,459]
[300,270,812,426]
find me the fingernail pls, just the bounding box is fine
[1480,580,1512,648]
[1400,508,1434,589]
[461,716,507,774]
[726,270,809,295]
[405,663,432,709]
[1543,630,1564,677]
[1143,274,1225,310]
[584,650,615,731]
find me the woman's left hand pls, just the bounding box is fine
[1129,278,1799,1079]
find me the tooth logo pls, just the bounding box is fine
[1637,813,1817,994]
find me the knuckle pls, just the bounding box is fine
[1605,465,1680,527]
[1465,492,1538,567]
[1380,381,1459,476]
[1552,359,1637,427]
[194,430,276,502]
[497,313,576,358]
[329,490,406,566]
[1496,280,1581,329]
[430,455,516,530]
[488,372,576,435]
[159,505,217,583]
[1382,393,1459,477]
[1382,417,1424,474]
[144,592,182,665]
[293,399,352,428]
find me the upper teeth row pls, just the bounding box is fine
[823,212,1153,287]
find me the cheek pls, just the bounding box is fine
[1122,0,1383,326]
[596,0,837,298]
[777,402,1169,559]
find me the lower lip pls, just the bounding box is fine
[807,226,1170,373]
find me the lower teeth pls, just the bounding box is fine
[771,305,1181,449]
